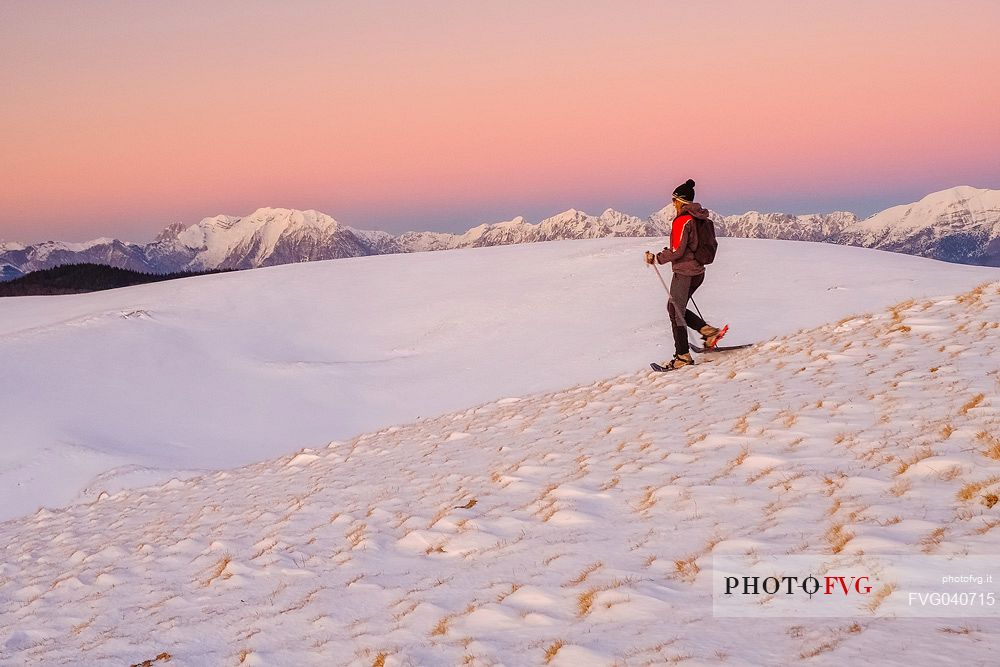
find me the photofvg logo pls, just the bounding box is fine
[712,555,999,618]
[723,572,872,597]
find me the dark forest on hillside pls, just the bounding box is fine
[0,263,231,296]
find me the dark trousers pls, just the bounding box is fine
[667,272,707,355]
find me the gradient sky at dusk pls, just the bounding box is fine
[2,0,999,243]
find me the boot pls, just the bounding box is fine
[663,353,694,370]
[699,325,723,349]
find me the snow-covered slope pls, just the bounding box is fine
[0,238,995,523]
[1,281,998,665]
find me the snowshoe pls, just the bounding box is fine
[689,341,754,354]
[650,353,694,372]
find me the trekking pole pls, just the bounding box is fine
[690,296,705,321]
[650,262,670,295]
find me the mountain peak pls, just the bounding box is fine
[3,186,999,282]
[917,185,991,205]
[546,208,585,221]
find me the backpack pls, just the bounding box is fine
[693,217,718,265]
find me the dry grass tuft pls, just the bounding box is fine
[865,583,897,613]
[544,640,566,664]
[977,431,1000,460]
[889,479,912,497]
[565,561,602,587]
[431,616,449,636]
[425,542,446,555]
[201,554,232,587]
[747,465,776,484]
[129,654,172,667]
[732,445,750,468]
[636,487,658,512]
[821,472,847,496]
[779,410,798,428]
[826,498,842,517]
[920,527,946,553]
[687,432,708,447]
[938,465,963,482]
[799,639,843,660]
[959,394,985,416]
[769,471,805,492]
[957,477,1000,502]
[372,653,388,667]
[895,446,934,476]
[496,583,521,603]
[975,518,1000,534]
[577,589,598,617]
[826,524,855,554]
[955,282,988,305]
[347,523,367,548]
[889,299,915,322]
[673,556,700,583]
[600,476,620,491]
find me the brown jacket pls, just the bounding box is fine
[655,203,709,276]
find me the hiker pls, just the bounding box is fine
[644,178,723,370]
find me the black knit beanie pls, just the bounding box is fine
[672,179,696,203]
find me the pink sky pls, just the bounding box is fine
[2,0,999,243]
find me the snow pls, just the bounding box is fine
[1,274,998,665]
[20,237,122,261]
[171,208,346,268]
[854,186,1000,235]
[5,186,999,276]
[447,216,530,244]
[0,238,995,524]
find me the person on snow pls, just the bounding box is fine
[644,178,724,370]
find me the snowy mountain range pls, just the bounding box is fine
[2,186,998,280]
[718,186,1000,265]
